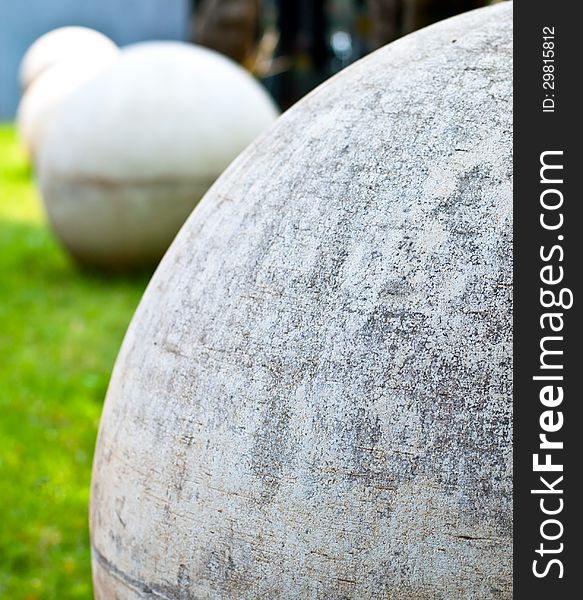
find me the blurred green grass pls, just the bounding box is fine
[0,124,149,599]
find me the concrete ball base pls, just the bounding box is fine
[91,4,512,598]
[42,177,216,271]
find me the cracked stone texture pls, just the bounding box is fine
[91,3,513,598]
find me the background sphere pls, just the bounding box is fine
[19,26,118,92]
[17,51,119,159]
[37,42,279,270]
[91,4,512,599]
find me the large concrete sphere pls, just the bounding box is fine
[91,4,512,599]
[19,26,118,91]
[17,52,119,159]
[37,42,279,270]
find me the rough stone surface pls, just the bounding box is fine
[91,4,513,598]
[37,42,279,270]
[19,26,118,91]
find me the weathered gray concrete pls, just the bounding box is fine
[91,3,513,598]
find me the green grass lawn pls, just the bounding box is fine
[0,124,149,599]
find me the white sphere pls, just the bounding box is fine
[17,51,119,159]
[19,26,118,91]
[91,4,512,598]
[37,42,279,270]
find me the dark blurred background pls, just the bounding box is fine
[1,0,495,119]
[192,0,490,109]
